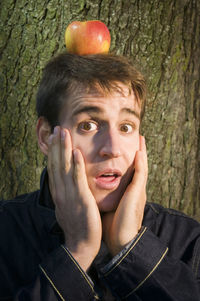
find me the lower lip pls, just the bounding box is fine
[95,176,121,190]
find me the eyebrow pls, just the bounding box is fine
[121,108,140,120]
[72,106,140,120]
[72,106,103,116]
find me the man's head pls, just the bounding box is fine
[36,53,146,212]
[36,53,146,130]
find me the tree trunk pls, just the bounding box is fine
[0,0,199,220]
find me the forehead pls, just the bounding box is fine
[60,82,141,122]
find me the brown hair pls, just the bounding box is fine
[36,53,146,130]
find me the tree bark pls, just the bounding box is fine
[0,0,199,220]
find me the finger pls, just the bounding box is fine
[61,128,72,173]
[139,135,148,175]
[133,136,148,185]
[61,128,74,187]
[51,126,62,181]
[47,134,56,200]
[48,126,65,202]
[121,137,148,202]
[73,148,90,195]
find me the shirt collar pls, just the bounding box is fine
[38,167,55,209]
[37,168,63,235]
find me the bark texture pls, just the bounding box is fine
[0,0,199,220]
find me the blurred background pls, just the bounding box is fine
[0,0,199,220]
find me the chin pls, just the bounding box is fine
[95,189,124,213]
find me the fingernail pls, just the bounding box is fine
[53,126,59,135]
[61,129,66,140]
[48,135,53,145]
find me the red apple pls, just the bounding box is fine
[65,20,111,55]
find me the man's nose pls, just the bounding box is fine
[99,129,121,158]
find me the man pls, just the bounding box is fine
[0,53,199,300]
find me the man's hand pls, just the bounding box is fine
[102,136,148,256]
[47,126,102,272]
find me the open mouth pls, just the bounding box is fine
[99,173,119,182]
[95,171,122,190]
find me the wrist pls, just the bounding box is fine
[64,243,98,272]
[109,231,139,257]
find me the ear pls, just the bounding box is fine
[36,117,52,156]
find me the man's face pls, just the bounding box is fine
[60,83,141,212]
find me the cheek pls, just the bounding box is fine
[126,150,136,168]
[124,134,140,163]
[71,133,94,162]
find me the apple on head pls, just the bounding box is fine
[65,20,111,55]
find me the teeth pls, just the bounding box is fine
[102,173,117,177]
[102,174,114,177]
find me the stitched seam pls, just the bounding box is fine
[195,252,200,277]
[39,265,65,301]
[61,245,94,292]
[123,247,168,299]
[164,209,196,220]
[148,203,159,214]
[103,227,147,277]
[149,202,198,221]
[192,243,198,273]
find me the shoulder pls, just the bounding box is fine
[144,202,200,252]
[144,202,200,257]
[0,190,39,209]
[145,202,200,278]
[0,191,40,227]
[145,201,199,227]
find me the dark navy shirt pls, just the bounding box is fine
[0,169,200,300]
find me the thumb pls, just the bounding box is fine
[130,136,148,189]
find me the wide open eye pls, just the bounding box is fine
[79,121,98,132]
[120,123,134,133]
